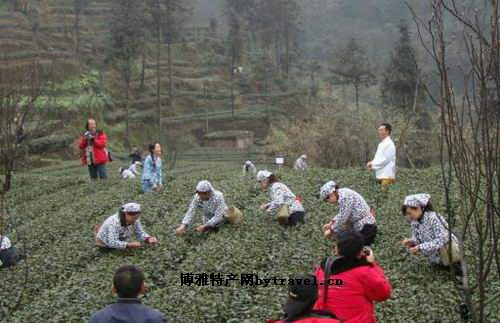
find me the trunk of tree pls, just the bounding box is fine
[75,12,80,55]
[140,36,146,89]
[204,83,208,133]
[354,81,360,114]
[156,27,162,140]
[283,4,290,88]
[167,41,173,113]
[124,71,131,150]
[2,167,12,194]
[230,56,235,119]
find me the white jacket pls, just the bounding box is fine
[371,136,396,179]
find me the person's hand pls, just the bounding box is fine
[153,185,161,192]
[196,224,208,232]
[409,246,420,254]
[364,247,375,263]
[260,203,269,211]
[175,225,187,235]
[127,241,142,249]
[146,237,158,244]
[324,228,333,238]
[402,238,415,248]
[366,161,373,171]
[322,221,333,232]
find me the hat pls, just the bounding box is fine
[122,202,141,213]
[283,275,318,319]
[134,161,142,166]
[256,170,272,182]
[319,181,337,200]
[196,180,213,192]
[301,155,307,159]
[403,194,431,208]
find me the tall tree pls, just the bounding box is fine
[73,0,90,55]
[381,21,424,114]
[163,0,191,117]
[147,0,164,139]
[107,0,145,149]
[227,10,243,119]
[330,38,374,113]
[256,0,302,86]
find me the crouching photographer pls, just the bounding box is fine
[78,118,109,180]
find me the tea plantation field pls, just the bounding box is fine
[1,161,499,322]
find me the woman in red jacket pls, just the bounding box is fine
[79,118,108,180]
[313,230,391,323]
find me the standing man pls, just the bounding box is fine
[78,118,109,181]
[366,123,396,185]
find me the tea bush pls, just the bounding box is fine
[1,162,498,322]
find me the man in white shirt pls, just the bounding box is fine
[366,123,396,185]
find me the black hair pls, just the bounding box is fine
[401,201,434,217]
[118,209,127,226]
[113,265,145,298]
[379,123,392,134]
[148,142,160,169]
[336,230,365,258]
[268,174,280,184]
[85,118,102,134]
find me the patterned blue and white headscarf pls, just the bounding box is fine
[403,194,431,208]
[256,170,272,182]
[196,180,213,192]
[320,181,337,200]
[122,202,141,213]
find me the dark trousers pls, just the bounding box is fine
[88,164,107,180]
[287,211,305,226]
[0,247,20,268]
[359,224,377,246]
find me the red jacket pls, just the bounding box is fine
[313,259,391,323]
[267,318,340,323]
[267,313,341,323]
[78,131,108,165]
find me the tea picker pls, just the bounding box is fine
[175,180,243,235]
[401,193,462,276]
[320,181,377,246]
[257,170,305,226]
[95,202,158,250]
[243,160,257,174]
[293,155,308,171]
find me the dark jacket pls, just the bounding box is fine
[129,152,142,164]
[88,298,165,323]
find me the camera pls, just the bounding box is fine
[84,131,94,140]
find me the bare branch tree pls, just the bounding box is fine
[409,1,500,322]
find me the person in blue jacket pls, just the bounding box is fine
[141,142,163,193]
[89,265,165,323]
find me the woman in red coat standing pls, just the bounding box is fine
[79,118,109,180]
[313,230,391,323]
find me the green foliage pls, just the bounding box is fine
[381,21,425,115]
[1,162,498,321]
